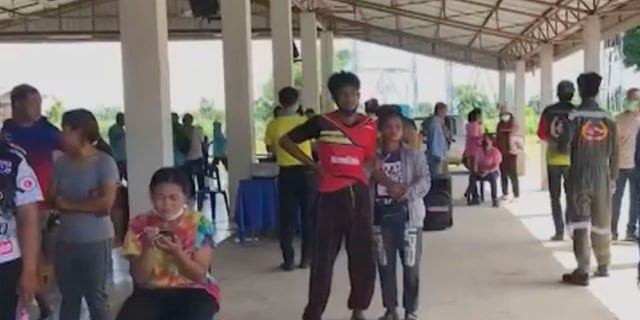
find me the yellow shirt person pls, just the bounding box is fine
[265,113,312,167]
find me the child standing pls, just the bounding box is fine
[373,109,431,320]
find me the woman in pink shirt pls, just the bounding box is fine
[463,109,484,201]
[469,133,502,207]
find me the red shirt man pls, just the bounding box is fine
[281,72,395,320]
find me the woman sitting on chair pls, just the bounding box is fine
[469,133,502,207]
[117,167,219,320]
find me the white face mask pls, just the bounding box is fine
[154,207,185,221]
[500,115,511,122]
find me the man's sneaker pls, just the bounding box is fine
[550,234,564,241]
[562,270,589,286]
[593,266,609,278]
[351,309,366,320]
[612,233,619,241]
[500,195,510,201]
[492,201,500,208]
[378,309,399,320]
[624,234,637,242]
[405,312,418,320]
[280,262,294,272]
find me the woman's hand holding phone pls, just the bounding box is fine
[154,233,182,255]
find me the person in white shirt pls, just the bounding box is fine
[182,114,205,205]
[612,88,640,241]
[0,141,43,320]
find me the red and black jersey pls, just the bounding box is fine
[288,112,377,192]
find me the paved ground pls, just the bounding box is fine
[40,162,638,320]
[207,174,616,320]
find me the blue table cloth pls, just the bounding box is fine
[234,177,303,244]
[234,178,278,243]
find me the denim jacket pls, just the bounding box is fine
[371,145,431,227]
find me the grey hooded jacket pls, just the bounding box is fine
[371,145,431,227]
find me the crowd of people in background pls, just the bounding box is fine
[1,68,640,320]
[0,84,221,320]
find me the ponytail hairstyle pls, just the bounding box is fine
[61,109,114,158]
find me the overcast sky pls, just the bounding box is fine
[0,39,636,112]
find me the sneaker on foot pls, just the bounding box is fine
[405,312,418,320]
[624,234,637,242]
[298,261,310,269]
[492,201,499,207]
[351,309,366,320]
[378,309,399,320]
[562,270,589,286]
[550,234,564,241]
[612,233,619,241]
[593,266,609,278]
[280,262,294,272]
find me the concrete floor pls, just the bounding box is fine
[38,166,638,320]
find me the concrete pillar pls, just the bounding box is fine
[539,44,554,191]
[119,0,173,215]
[583,15,601,74]
[300,12,320,113]
[515,60,526,176]
[270,0,293,98]
[498,70,507,107]
[320,30,334,112]
[221,0,255,211]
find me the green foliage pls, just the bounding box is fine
[414,102,433,117]
[46,98,64,127]
[452,84,493,117]
[193,98,225,139]
[623,26,640,71]
[254,48,353,151]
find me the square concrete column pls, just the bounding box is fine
[498,69,507,107]
[515,60,526,176]
[583,15,602,74]
[270,0,293,97]
[539,44,554,191]
[300,12,320,113]
[320,30,334,112]
[221,0,255,211]
[119,0,173,215]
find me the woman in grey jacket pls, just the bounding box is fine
[372,110,431,320]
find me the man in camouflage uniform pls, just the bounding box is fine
[562,72,618,286]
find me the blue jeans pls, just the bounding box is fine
[427,155,443,178]
[612,168,638,237]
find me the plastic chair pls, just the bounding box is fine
[197,161,230,221]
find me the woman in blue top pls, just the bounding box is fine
[212,121,228,170]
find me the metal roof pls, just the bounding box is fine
[0,0,639,70]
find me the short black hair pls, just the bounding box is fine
[577,72,602,99]
[327,71,360,101]
[434,102,447,114]
[557,80,575,102]
[467,108,481,122]
[364,99,379,114]
[278,87,299,108]
[149,167,192,197]
[116,112,124,123]
[273,106,283,118]
[377,106,403,131]
[10,84,39,107]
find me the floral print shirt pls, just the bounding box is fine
[123,210,220,305]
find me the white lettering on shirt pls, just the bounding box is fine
[330,155,360,166]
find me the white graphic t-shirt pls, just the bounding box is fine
[375,150,402,205]
[0,155,43,264]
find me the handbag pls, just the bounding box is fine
[509,134,524,155]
